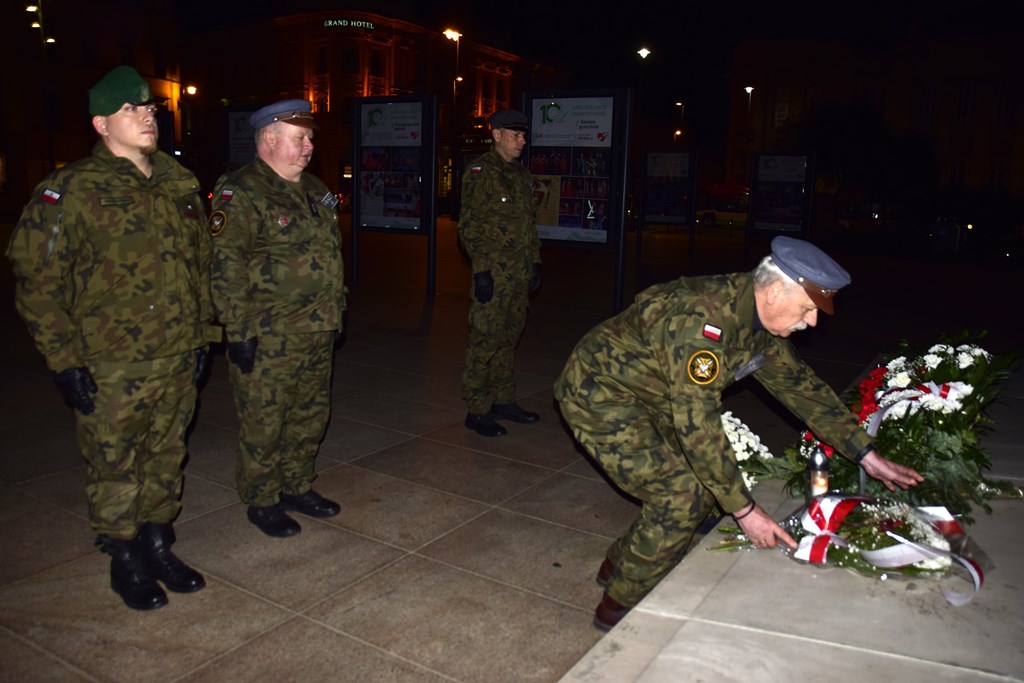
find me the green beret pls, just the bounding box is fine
[89,66,153,116]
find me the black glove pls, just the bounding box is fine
[473,271,494,304]
[193,347,209,387]
[54,366,98,415]
[529,263,542,292]
[228,337,258,374]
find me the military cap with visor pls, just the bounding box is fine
[250,99,319,131]
[770,236,851,314]
[89,66,153,117]
[488,108,528,132]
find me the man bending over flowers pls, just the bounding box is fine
[555,236,923,631]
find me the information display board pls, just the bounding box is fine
[642,152,694,225]
[356,100,427,231]
[749,154,811,233]
[527,95,617,244]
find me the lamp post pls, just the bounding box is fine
[674,101,685,145]
[744,86,754,115]
[444,29,461,129]
[443,29,462,213]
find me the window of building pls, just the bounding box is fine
[993,85,1016,129]
[988,159,1008,191]
[947,158,967,187]
[953,85,975,126]
[342,48,358,74]
[119,35,134,65]
[370,49,384,77]
[916,86,936,128]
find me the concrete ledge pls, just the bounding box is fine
[562,479,1024,682]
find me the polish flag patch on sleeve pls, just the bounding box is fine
[219,189,234,202]
[41,188,61,204]
[703,324,722,341]
[470,166,483,174]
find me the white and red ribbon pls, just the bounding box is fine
[791,495,983,605]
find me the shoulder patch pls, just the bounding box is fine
[470,166,483,174]
[209,210,227,236]
[41,188,62,204]
[218,189,234,203]
[687,350,720,385]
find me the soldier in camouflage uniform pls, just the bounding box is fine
[6,66,215,611]
[554,236,923,631]
[458,109,543,438]
[210,99,345,538]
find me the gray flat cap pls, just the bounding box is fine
[770,236,851,314]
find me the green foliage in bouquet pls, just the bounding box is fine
[770,332,1020,523]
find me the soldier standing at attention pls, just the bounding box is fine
[7,65,216,610]
[458,109,543,438]
[555,236,924,630]
[209,99,345,538]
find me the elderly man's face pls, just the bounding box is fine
[760,282,819,337]
[493,127,526,162]
[264,122,314,181]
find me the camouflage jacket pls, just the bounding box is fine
[458,147,541,276]
[6,142,216,371]
[554,272,872,513]
[209,159,345,343]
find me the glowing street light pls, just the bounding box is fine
[185,85,198,95]
[443,28,462,119]
[637,47,651,59]
[744,86,754,114]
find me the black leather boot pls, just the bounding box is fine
[139,522,206,593]
[100,537,168,611]
[464,412,508,437]
[490,402,540,424]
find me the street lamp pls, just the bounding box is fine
[637,47,651,59]
[744,86,754,114]
[443,29,461,131]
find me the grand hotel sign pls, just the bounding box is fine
[323,18,375,29]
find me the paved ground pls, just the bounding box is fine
[1,216,1020,681]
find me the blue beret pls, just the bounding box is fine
[770,236,850,314]
[489,108,528,132]
[250,99,318,131]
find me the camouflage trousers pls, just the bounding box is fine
[462,270,530,414]
[77,352,197,540]
[229,331,334,507]
[558,395,714,607]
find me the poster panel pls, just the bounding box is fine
[750,154,808,233]
[529,96,614,243]
[643,152,692,225]
[357,101,424,230]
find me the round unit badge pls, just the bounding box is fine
[687,350,720,385]
[208,210,227,236]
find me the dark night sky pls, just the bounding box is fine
[173,1,1016,147]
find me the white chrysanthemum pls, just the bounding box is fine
[928,344,953,355]
[956,352,975,369]
[886,356,909,373]
[919,394,963,414]
[721,411,773,467]
[907,514,952,571]
[921,353,943,370]
[956,344,991,359]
